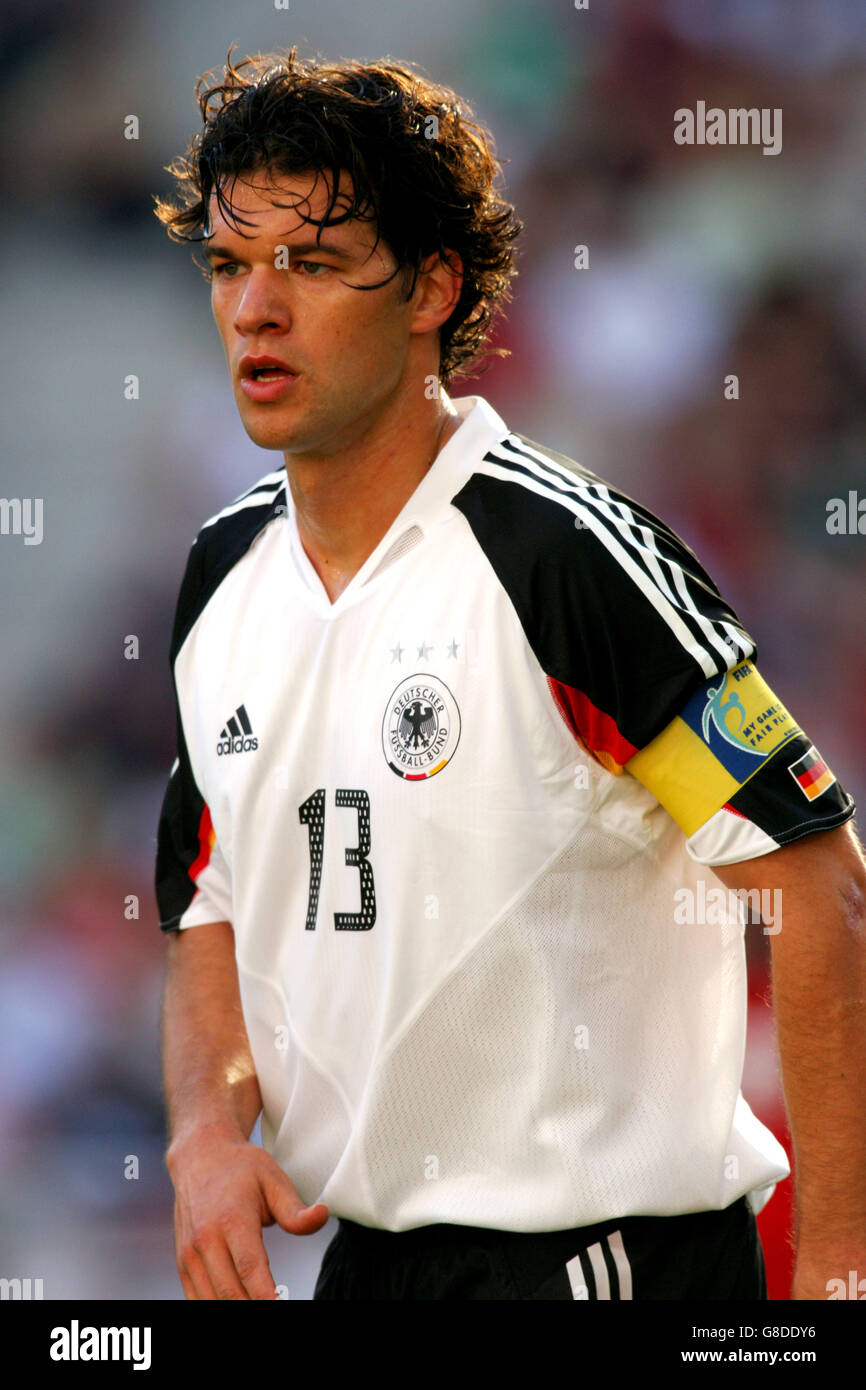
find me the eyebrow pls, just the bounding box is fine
[203,238,354,264]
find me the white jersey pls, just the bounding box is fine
[156,393,854,1232]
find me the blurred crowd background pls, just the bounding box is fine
[1,0,864,1300]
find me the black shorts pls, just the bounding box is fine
[312,1195,767,1300]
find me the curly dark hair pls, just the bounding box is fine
[154,46,522,385]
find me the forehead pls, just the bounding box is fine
[206,166,363,242]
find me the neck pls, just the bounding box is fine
[286,387,462,604]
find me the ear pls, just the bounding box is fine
[408,249,464,336]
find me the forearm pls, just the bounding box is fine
[162,920,263,1153]
[770,872,866,1254]
[714,823,866,1294]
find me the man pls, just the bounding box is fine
[154,47,865,1301]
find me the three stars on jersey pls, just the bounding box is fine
[391,638,462,662]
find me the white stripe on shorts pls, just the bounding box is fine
[606,1229,633,1300]
[566,1231,633,1300]
[586,1242,610,1299]
[565,1251,589,1300]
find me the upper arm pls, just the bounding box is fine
[625,658,856,868]
[712,820,866,934]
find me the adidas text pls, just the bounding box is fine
[217,736,259,756]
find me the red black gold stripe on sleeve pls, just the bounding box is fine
[188,802,216,882]
[547,678,638,774]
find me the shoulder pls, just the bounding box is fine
[170,466,287,662]
[451,430,755,747]
[452,429,707,589]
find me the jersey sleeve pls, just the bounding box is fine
[450,443,856,868]
[154,535,233,932]
[153,469,289,929]
[533,484,858,867]
[155,745,233,931]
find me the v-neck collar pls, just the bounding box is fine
[281,394,509,617]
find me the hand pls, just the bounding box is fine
[167,1123,330,1300]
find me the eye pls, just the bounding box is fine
[210,261,239,278]
[297,260,328,276]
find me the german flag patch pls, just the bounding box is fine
[788,745,837,802]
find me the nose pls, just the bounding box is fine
[233,267,291,336]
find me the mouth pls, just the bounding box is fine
[249,366,294,381]
[240,354,298,379]
[239,356,300,402]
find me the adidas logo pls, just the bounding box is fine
[216,704,259,756]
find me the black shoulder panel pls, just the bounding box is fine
[171,475,287,663]
[155,474,286,931]
[450,433,753,753]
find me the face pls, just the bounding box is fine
[205,167,426,456]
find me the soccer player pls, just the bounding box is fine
[154,48,866,1300]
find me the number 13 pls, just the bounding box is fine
[298,788,377,931]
